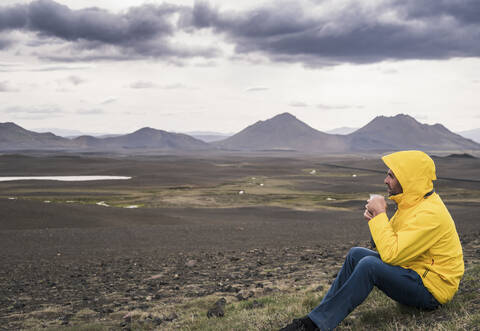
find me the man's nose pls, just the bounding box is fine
[384,176,388,184]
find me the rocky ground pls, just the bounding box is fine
[0,243,345,329]
[0,153,479,330]
[1,232,479,330]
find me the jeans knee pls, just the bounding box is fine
[347,247,371,262]
[356,255,382,272]
[347,247,364,258]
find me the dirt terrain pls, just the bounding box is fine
[0,153,479,330]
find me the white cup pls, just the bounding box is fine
[369,194,383,201]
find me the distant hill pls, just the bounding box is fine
[445,153,476,159]
[32,128,118,138]
[0,123,210,151]
[457,128,480,143]
[0,122,74,150]
[213,113,349,152]
[326,127,358,135]
[347,114,480,151]
[74,127,211,151]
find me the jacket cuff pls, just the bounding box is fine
[368,212,389,233]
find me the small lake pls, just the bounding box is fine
[0,176,131,182]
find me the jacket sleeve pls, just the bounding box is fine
[368,211,440,265]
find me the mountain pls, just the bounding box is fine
[0,122,75,150]
[457,128,480,143]
[1,123,210,151]
[347,114,480,151]
[213,113,349,152]
[32,128,120,138]
[74,127,211,151]
[326,127,358,135]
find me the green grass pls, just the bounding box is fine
[22,264,480,331]
[170,264,480,330]
[143,264,480,330]
[172,290,323,331]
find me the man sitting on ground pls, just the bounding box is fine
[280,150,464,331]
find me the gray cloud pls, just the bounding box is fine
[2,105,65,119]
[100,97,117,105]
[316,104,363,110]
[160,83,188,90]
[316,104,350,110]
[0,62,22,67]
[0,4,27,30]
[31,65,92,72]
[4,106,63,114]
[129,81,189,90]
[245,87,269,92]
[381,68,398,75]
[0,64,93,72]
[0,0,218,61]
[2,1,480,66]
[77,108,104,115]
[394,0,480,24]
[186,0,480,66]
[65,75,86,85]
[0,81,19,92]
[0,1,176,42]
[0,37,14,49]
[289,102,309,108]
[130,81,156,89]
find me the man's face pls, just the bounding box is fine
[384,169,403,196]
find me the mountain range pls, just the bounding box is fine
[0,123,210,152]
[73,127,211,150]
[1,113,479,153]
[213,113,479,152]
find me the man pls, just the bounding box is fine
[280,150,464,331]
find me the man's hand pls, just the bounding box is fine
[364,208,373,221]
[365,195,387,219]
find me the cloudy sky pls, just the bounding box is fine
[1,0,479,135]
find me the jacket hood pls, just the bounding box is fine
[382,150,436,208]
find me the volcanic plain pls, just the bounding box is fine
[0,152,479,330]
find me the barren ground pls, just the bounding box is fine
[0,153,478,330]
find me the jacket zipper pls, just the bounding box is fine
[422,258,435,278]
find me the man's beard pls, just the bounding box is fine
[387,186,398,196]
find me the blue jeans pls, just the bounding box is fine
[308,247,440,330]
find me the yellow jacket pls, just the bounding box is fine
[369,150,464,304]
